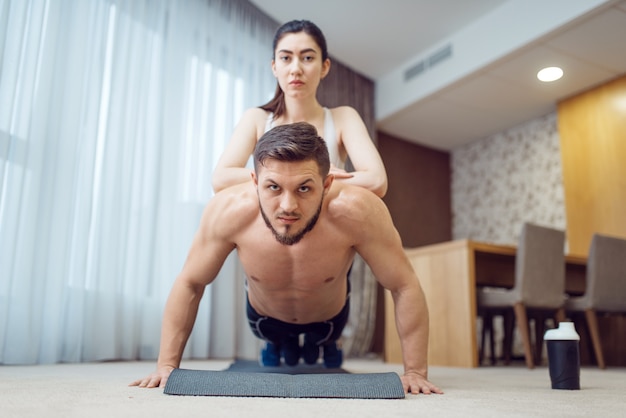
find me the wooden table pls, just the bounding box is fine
[384,239,587,368]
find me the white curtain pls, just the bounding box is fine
[0,0,277,364]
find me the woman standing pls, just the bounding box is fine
[212,20,387,198]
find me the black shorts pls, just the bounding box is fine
[246,283,350,347]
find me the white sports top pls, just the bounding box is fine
[264,107,343,169]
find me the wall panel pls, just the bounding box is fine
[558,75,626,254]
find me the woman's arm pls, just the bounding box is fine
[213,106,388,197]
[212,108,266,193]
[333,106,388,197]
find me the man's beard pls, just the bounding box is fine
[260,198,324,246]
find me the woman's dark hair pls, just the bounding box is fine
[253,122,330,177]
[260,20,328,119]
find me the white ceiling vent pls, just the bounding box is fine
[404,43,453,82]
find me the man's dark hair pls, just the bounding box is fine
[253,122,330,177]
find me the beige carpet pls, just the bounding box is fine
[1,357,625,418]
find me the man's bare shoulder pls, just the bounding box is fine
[203,182,259,235]
[326,182,387,225]
[210,181,258,214]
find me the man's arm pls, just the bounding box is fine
[129,275,206,388]
[130,189,246,388]
[348,188,442,394]
[389,276,439,394]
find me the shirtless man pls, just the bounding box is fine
[130,122,442,395]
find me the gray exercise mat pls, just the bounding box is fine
[163,361,405,399]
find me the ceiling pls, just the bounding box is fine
[249,0,626,150]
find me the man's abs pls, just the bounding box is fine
[246,275,349,324]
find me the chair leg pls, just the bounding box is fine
[479,312,496,365]
[502,310,514,365]
[479,313,487,365]
[534,313,545,366]
[584,309,606,369]
[488,315,496,365]
[513,302,534,369]
[555,307,566,324]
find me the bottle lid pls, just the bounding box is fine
[544,321,580,341]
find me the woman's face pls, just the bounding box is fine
[272,32,330,99]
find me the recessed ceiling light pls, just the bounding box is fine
[537,66,563,82]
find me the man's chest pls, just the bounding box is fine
[235,232,354,289]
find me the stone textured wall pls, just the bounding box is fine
[451,112,567,246]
